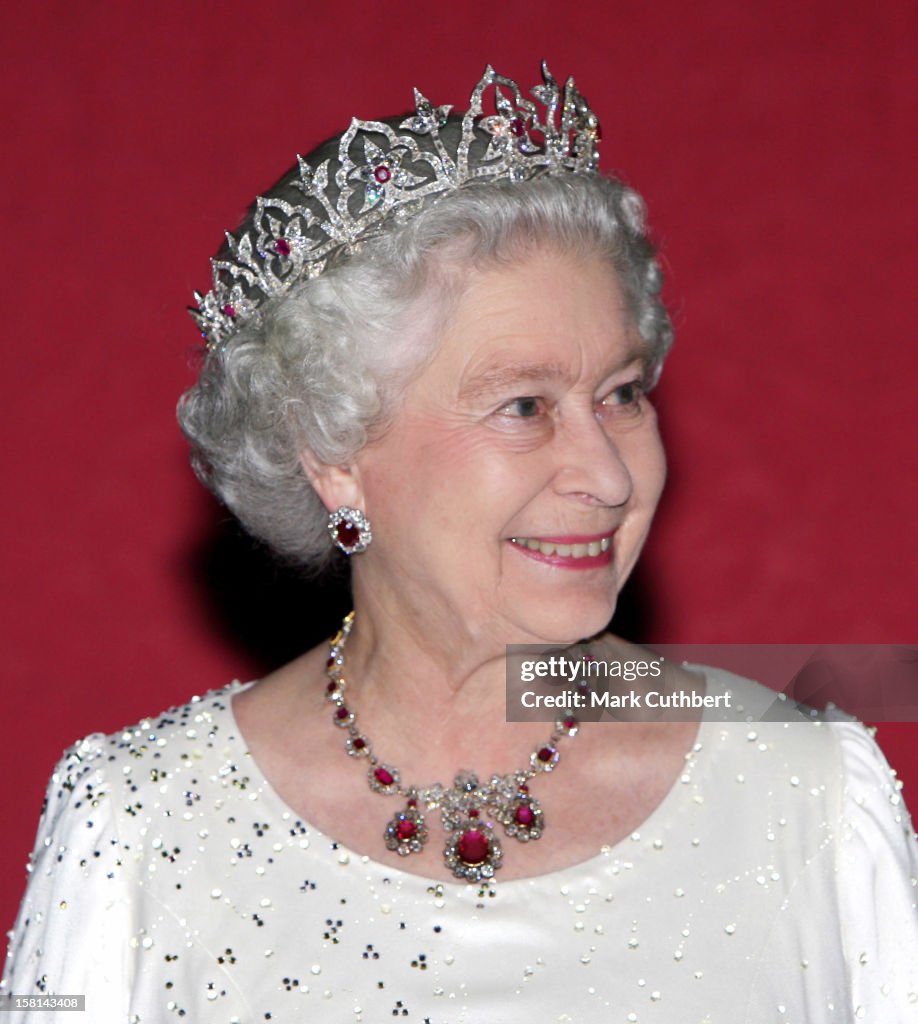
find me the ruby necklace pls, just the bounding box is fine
[325,612,579,883]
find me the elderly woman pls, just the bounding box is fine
[3,64,917,1022]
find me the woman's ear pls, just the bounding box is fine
[298,448,365,515]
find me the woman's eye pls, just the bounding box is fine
[599,380,645,415]
[500,396,544,418]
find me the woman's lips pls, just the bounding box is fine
[507,531,616,569]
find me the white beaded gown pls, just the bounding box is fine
[3,669,917,1023]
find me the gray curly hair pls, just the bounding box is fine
[178,161,673,573]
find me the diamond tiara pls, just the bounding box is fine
[189,62,602,350]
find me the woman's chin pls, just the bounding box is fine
[508,594,618,647]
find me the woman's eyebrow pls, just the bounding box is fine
[599,347,651,379]
[459,348,649,402]
[458,363,569,401]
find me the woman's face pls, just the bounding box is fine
[351,248,666,648]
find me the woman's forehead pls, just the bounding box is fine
[424,252,644,387]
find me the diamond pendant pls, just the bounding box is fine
[502,784,544,842]
[384,798,428,856]
[443,812,504,882]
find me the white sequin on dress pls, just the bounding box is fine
[3,669,917,1022]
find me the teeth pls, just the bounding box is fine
[511,535,614,558]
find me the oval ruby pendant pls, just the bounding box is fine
[456,829,489,865]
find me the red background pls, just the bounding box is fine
[3,1,916,956]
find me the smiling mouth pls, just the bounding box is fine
[508,533,614,559]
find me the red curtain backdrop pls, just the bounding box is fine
[3,1,916,952]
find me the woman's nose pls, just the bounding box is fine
[552,411,633,508]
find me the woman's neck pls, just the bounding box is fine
[327,594,563,780]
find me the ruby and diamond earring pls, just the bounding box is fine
[328,506,372,555]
